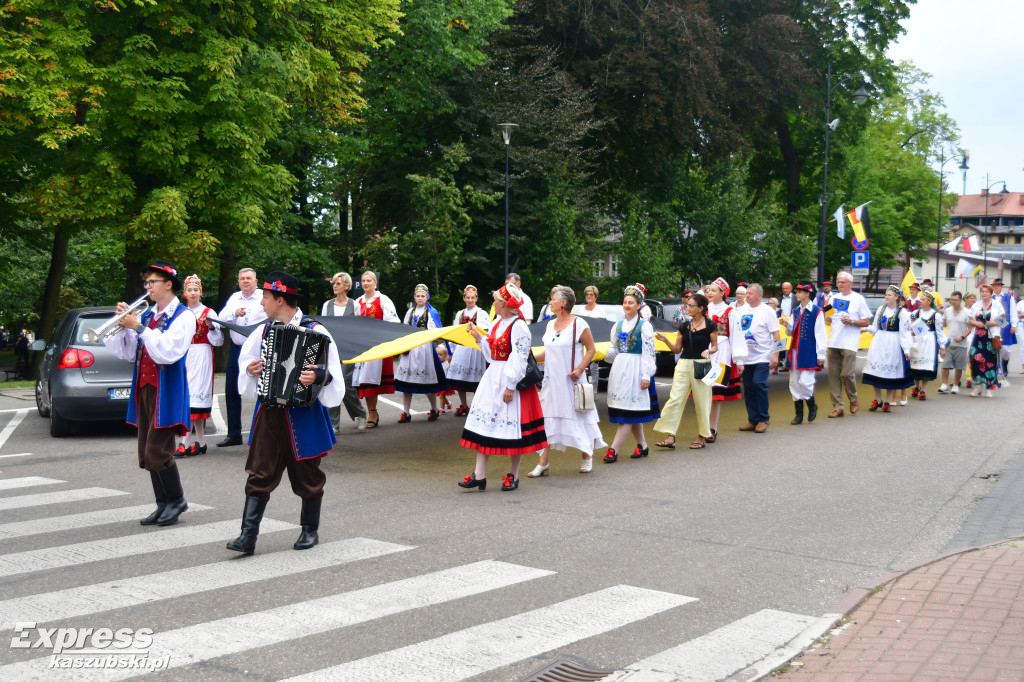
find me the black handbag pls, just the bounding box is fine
[517,351,543,391]
[687,321,712,380]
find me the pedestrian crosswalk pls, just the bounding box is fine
[0,472,834,681]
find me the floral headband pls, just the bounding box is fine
[183,274,202,293]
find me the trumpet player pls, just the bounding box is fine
[228,271,344,555]
[104,261,196,527]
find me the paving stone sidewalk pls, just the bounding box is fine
[771,539,1024,681]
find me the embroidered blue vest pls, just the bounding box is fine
[788,304,823,371]
[247,319,337,460]
[127,303,191,433]
[614,318,645,354]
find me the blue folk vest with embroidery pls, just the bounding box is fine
[127,303,191,432]
[788,304,823,371]
[614,318,645,354]
[247,318,337,460]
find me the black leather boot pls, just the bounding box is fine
[294,498,321,550]
[806,396,818,422]
[140,470,167,526]
[155,464,188,526]
[226,496,268,555]
[791,400,803,425]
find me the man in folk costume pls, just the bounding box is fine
[786,282,826,425]
[816,280,833,308]
[105,261,196,526]
[904,282,922,314]
[228,271,344,555]
[992,278,1016,383]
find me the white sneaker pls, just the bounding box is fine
[937,383,949,394]
[1001,378,1010,387]
[356,416,367,431]
[951,384,960,394]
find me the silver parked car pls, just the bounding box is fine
[33,307,135,437]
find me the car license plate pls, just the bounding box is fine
[109,388,131,400]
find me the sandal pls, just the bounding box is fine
[366,409,379,428]
[655,435,676,449]
[689,438,706,449]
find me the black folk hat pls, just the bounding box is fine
[142,261,182,292]
[263,271,300,296]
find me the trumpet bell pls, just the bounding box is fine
[85,295,150,343]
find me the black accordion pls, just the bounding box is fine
[256,322,331,408]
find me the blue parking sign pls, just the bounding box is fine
[851,250,870,273]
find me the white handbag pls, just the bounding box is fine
[569,320,596,411]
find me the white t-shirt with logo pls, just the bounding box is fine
[827,291,872,351]
[734,303,780,365]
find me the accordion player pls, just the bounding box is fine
[256,323,332,408]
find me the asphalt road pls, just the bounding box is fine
[0,356,1021,681]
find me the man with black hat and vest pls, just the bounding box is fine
[786,282,826,425]
[105,261,196,526]
[227,271,344,555]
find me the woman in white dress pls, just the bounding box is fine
[178,275,223,456]
[862,285,914,412]
[395,284,447,422]
[573,285,605,384]
[321,272,367,432]
[350,271,400,428]
[446,285,490,415]
[908,291,947,400]
[602,284,659,463]
[526,286,605,477]
[458,283,547,492]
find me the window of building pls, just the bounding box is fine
[998,235,1005,244]
[1016,236,1022,244]
[610,256,620,278]
[945,263,956,279]
[912,262,923,277]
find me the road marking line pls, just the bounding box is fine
[376,395,426,414]
[210,396,227,435]
[0,476,64,491]
[0,560,554,680]
[0,453,32,459]
[286,586,696,682]
[0,537,414,630]
[0,503,213,541]
[0,408,28,451]
[0,518,296,579]
[0,487,129,512]
[728,612,841,682]
[617,608,835,681]
[0,408,32,414]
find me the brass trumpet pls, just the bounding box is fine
[85,294,151,343]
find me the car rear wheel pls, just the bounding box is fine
[35,379,51,418]
[49,403,72,437]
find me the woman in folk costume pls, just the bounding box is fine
[705,277,741,443]
[178,275,223,457]
[395,283,447,422]
[458,283,547,492]
[862,285,915,413]
[785,282,826,425]
[909,290,948,400]
[351,271,400,427]
[602,284,660,463]
[446,285,491,416]
[526,285,605,477]
[967,282,1006,397]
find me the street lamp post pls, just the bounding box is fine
[497,123,518,276]
[817,64,870,288]
[936,146,969,285]
[982,175,1009,279]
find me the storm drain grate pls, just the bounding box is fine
[517,659,616,682]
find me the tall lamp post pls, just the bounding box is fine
[497,123,518,276]
[982,175,1009,279]
[936,146,969,284]
[817,64,870,288]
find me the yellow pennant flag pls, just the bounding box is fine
[899,270,917,297]
[343,324,481,364]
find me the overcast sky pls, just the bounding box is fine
[887,0,1024,196]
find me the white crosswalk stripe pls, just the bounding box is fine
[608,608,837,681]
[0,560,555,680]
[286,586,696,682]
[0,537,414,630]
[0,487,129,511]
[0,408,28,451]
[0,476,64,491]
[0,503,213,541]
[0,519,296,579]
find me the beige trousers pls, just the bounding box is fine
[654,359,712,439]
[827,347,858,409]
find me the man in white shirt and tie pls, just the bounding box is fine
[216,268,267,446]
